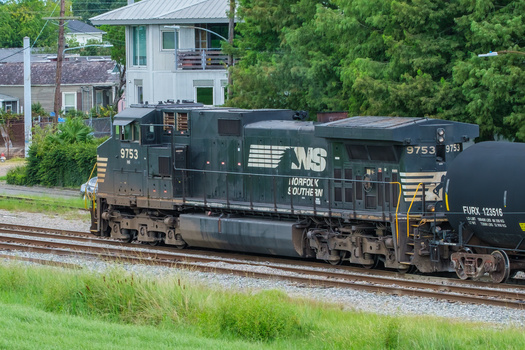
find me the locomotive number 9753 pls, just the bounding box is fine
[120,148,139,160]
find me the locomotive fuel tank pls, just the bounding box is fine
[445,142,525,249]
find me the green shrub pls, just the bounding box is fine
[6,165,28,185]
[24,117,100,187]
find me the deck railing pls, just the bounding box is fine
[175,48,229,70]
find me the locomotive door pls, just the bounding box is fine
[363,167,378,209]
[223,139,244,201]
[173,145,188,197]
[332,143,354,209]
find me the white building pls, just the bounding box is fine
[90,0,233,107]
[66,20,106,46]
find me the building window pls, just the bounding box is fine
[135,80,143,104]
[194,24,228,49]
[196,87,213,105]
[3,101,17,113]
[63,92,76,112]
[95,88,111,107]
[132,26,147,66]
[161,31,176,50]
[195,27,207,49]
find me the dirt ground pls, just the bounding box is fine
[0,159,25,177]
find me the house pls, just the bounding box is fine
[90,0,234,107]
[0,58,119,114]
[66,20,106,46]
[0,93,19,113]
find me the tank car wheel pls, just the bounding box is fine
[453,248,472,280]
[490,250,510,284]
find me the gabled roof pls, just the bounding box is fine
[67,20,106,35]
[0,93,19,102]
[90,0,230,25]
[0,61,118,86]
[0,48,52,63]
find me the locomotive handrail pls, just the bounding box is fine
[84,162,98,211]
[175,166,403,220]
[390,182,403,244]
[406,183,424,238]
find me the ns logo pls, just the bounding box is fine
[247,145,327,172]
[290,147,327,172]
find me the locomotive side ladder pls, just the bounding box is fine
[395,182,424,265]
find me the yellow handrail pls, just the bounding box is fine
[391,182,403,244]
[406,183,423,238]
[84,163,97,210]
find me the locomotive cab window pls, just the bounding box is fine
[131,123,140,142]
[121,124,130,140]
[119,123,140,142]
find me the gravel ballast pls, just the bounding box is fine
[1,209,524,328]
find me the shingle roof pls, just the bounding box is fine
[0,61,118,85]
[0,93,19,102]
[90,0,230,25]
[0,48,52,63]
[67,20,106,34]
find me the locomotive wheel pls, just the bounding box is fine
[119,229,133,243]
[362,255,380,269]
[326,257,343,265]
[397,265,417,274]
[489,250,510,284]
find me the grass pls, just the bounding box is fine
[0,262,524,349]
[0,195,87,217]
[0,303,262,350]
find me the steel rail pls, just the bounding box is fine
[0,233,524,310]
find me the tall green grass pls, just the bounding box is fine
[0,195,86,216]
[0,262,524,349]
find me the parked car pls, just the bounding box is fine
[80,177,98,199]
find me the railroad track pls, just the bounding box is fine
[1,223,525,310]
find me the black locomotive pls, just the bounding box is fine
[89,101,523,282]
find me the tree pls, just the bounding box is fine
[71,0,127,23]
[100,25,126,108]
[452,0,525,141]
[69,0,127,109]
[0,0,62,48]
[228,0,333,112]
[230,0,524,141]
[45,117,94,145]
[0,111,20,160]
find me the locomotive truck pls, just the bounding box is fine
[89,101,519,282]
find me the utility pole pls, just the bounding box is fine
[227,0,235,101]
[53,0,66,123]
[44,2,78,123]
[23,37,31,157]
